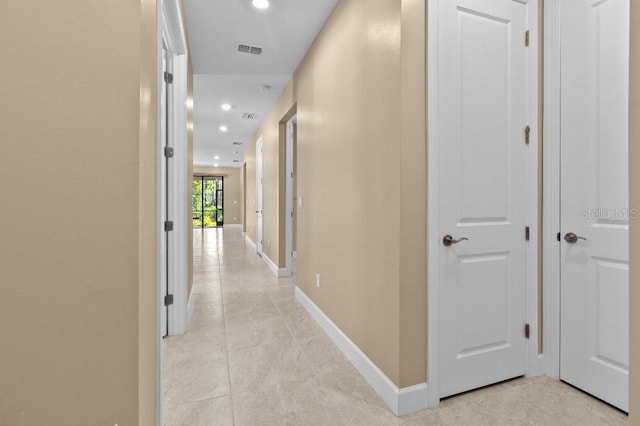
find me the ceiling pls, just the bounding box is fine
[183,0,340,168]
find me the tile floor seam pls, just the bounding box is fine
[217,250,237,426]
[280,308,322,379]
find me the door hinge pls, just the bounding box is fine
[525,323,530,339]
[525,125,531,145]
[164,71,173,84]
[525,226,530,241]
[290,211,293,218]
[557,232,561,242]
[164,294,174,306]
[164,221,174,232]
[164,146,174,158]
[525,30,530,47]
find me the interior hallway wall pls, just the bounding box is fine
[243,0,425,387]
[629,0,640,423]
[193,166,243,226]
[0,1,158,424]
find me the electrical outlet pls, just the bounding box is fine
[316,273,320,289]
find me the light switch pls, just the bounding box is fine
[298,196,303,208]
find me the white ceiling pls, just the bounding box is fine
[184,0,339,167]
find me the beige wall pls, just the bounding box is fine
[0,1,157,424]
[193,167,243,226]
[244,0,425,386]
[630,1,640,423]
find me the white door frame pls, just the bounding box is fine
[160,0,189,337]
[284,115,296,277]
[542,0,562,380]
[256,136,264,255]
[426,0,540,407]
[158,0,188,422]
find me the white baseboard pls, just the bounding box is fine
[535,354,546,376]
[263,253,290,278]
[295,287,429,416]
[187,285,195,325]
[245,235,257,250]
[223,224,242,229]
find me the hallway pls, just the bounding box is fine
[163,227,628,425]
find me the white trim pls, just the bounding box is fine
[223,224,243,229]
[295,287,429,416]
[168,52,190,337]
[256,137,264,256]
[187,286,195,325]
[284,116,295,278]
[262,253,289,278]
[426,0,440,407]
[542,0,561,380]
[161,0,187,55]
[536,354,546,376]
[426,0,540,407]
[525,0,541,380]
[245,235,257,251]
[158,3,189,420]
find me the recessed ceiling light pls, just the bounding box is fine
[221,103,232,111]
[219,125,228,132]
[214,155,220,160]
[252,0,269,10]
[214,163,219,167]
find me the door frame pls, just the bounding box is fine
[158,0,189,422]
[256,136,264,256]
[284,111,297,277]
[542,0,562,380]
[160,0,189,337]
[426,0,540,407]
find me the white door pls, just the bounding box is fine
[256,137,264,256]
[436,0,530,398]
[559,0,629,412]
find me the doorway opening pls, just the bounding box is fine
[192,176,224,228]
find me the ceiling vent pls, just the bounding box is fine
[236,43,263,56]
[232,142,243,145]
[241,113,257,120]
[233,160,241,163]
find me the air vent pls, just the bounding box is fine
[232,142,243,146]
[236,43,263,56]
[241,113,257,120]
[233,160,241,163]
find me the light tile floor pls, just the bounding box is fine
[163,227,628,425]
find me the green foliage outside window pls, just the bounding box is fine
[193,177,223,227]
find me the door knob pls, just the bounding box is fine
[564,232,587,244]
[443,235,469,247]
